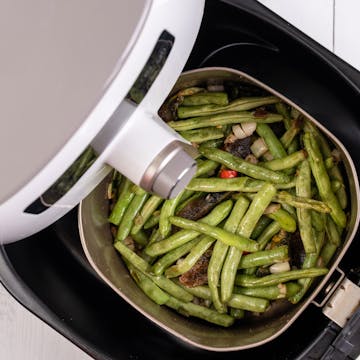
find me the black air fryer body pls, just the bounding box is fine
[1,1,359,359]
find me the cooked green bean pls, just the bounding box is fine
[169,216,259,252]
[128,264,170,305]
[168,111,283,131]
[257,221,282,250]
[109,179,135,225]
[275,102,292,130]
[296,159,316,253]
[159,190,184,238]
[238,245,289,269]
[187,176,295,193]
[235,268,328,287]
[266,207,297,232]
[114,241,151,273]
[145,200,233,257]
[280,118,302,149]
[177,96,279,118]
[251,216,272,239]
[260,150,306,171]
[181,91,229,106]
[131,229,148,246]
[174,281,212,300]
[210,196,249,311]
[221,184,275,302]
[151,238,199,276]
[143,210,160,229]
[165,235,215,278]
[116,189,149,242]
[273,191,330,213]
[325,216,341,246]
[195,159,220,177]
[180,127,224,143]
[230,308,245,319]
[303,132,346,228]
[166,296,234,327]
[235,282,302,300]
[319,242,338,267]
[256,123,288,159]
[227,293,269,312]
[131,195,163,235]
[114,242,193,302]
[304,121,347,209]
[199,147,290,184]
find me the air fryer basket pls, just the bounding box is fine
[1,1,360,359]
[78,67,359,351]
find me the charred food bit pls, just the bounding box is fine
[179,249,212,287]
[224,135,252,159]
[176,192,231,221]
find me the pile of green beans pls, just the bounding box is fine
[108,84,349,327]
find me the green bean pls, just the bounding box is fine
[169,216,259,252]
[251,216,272,239]
[275,102,292,130]
[303,132,346,228]
[227,294,269,313]
[131,229,148,246]
[311,211,326,232]
[151,238,200,275]
[273,191,330,213]
[221,184,275,302]
[165,297,234,327]
[296,159,316,253]
[174,282,212,300]
[325,216,341,246]
[210,196,249,311]
[115,241,194,302]
[116,190,149,242]
[319,242,338,267]
[177,96,279,118]
[260,150,306,171]
[235,268,328,287]
[151,276,193,302]
[198,137,224,152]
[114,241,152,273]
[159,190,184,238]
[238,245,289,269]
[256,123,288,159]
[165,235,215,278]
[168,111,283,131]
[280,118,302,149]
[199,147,290,184]
[145,200,233,257]
[127,264,169,305]
[257,221,282,250]
[181,92,229,106]
[230,308,245,319]
[281,203,297,219]
[304,121,347,209]
[235,282,302,300]
[108,179,135,225]
[131,195,163,235]
[143,210,160,229]
[266,207,297,232]
[195,159,220,177]
[187,177,295,193]
[180,127,224,143]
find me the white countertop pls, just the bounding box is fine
[1,1,359,359]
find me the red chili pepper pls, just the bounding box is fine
[219,169,238,179]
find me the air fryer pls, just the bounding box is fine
[0,1,359,359]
